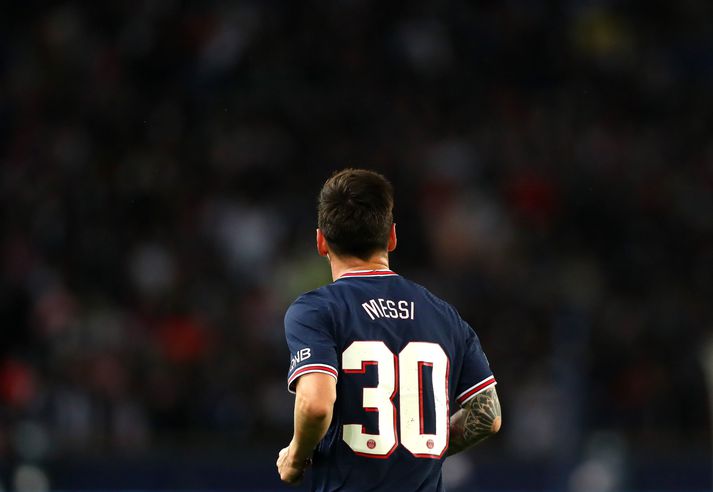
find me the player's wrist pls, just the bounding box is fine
[288,440,313,468]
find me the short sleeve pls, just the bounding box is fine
[285,294,339,394]
[455,319,496,406]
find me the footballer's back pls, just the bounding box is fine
[285,269,496,492]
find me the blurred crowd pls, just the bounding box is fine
[0,0,712,489]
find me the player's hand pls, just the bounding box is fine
[276,444,311,485]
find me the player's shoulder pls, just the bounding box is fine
[284,284,335,325]
[401,276,462,319]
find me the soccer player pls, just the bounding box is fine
[276,169,501,491]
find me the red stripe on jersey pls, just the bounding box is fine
[288,364,338,386]
[339,270,397,278]
[456,376,496,405]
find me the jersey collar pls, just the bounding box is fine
[337,269,398,280]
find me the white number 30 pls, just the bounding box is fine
[342,341,449,458]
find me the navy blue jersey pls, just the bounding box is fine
[285,269,496,492]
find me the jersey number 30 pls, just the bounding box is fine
[342,341,449,458]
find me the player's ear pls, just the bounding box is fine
[316,228,330,257]
[387,223,397,252]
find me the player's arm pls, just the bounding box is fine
[447,386,502,456]
[277,372,337,484]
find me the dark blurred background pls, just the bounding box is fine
[1,1,712,491]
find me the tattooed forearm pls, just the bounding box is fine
[447,387,501,456]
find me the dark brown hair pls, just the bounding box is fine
[317,168,394,260]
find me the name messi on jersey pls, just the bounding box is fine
[362,299,415,321]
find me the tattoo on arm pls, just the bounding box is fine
[447,387,501,456]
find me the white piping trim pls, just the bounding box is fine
[287,364,339,394]
[456,375,497,403]
[338,274,399,279]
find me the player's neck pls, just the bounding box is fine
[329,252,390,281]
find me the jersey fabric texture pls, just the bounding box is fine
[285,269,496,492]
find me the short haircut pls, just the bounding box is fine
[317,168,394,260]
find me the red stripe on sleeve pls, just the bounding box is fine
[456,376,497,405]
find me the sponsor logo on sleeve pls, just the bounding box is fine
[289,348,312,371]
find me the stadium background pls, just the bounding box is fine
[0,1,711,491]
